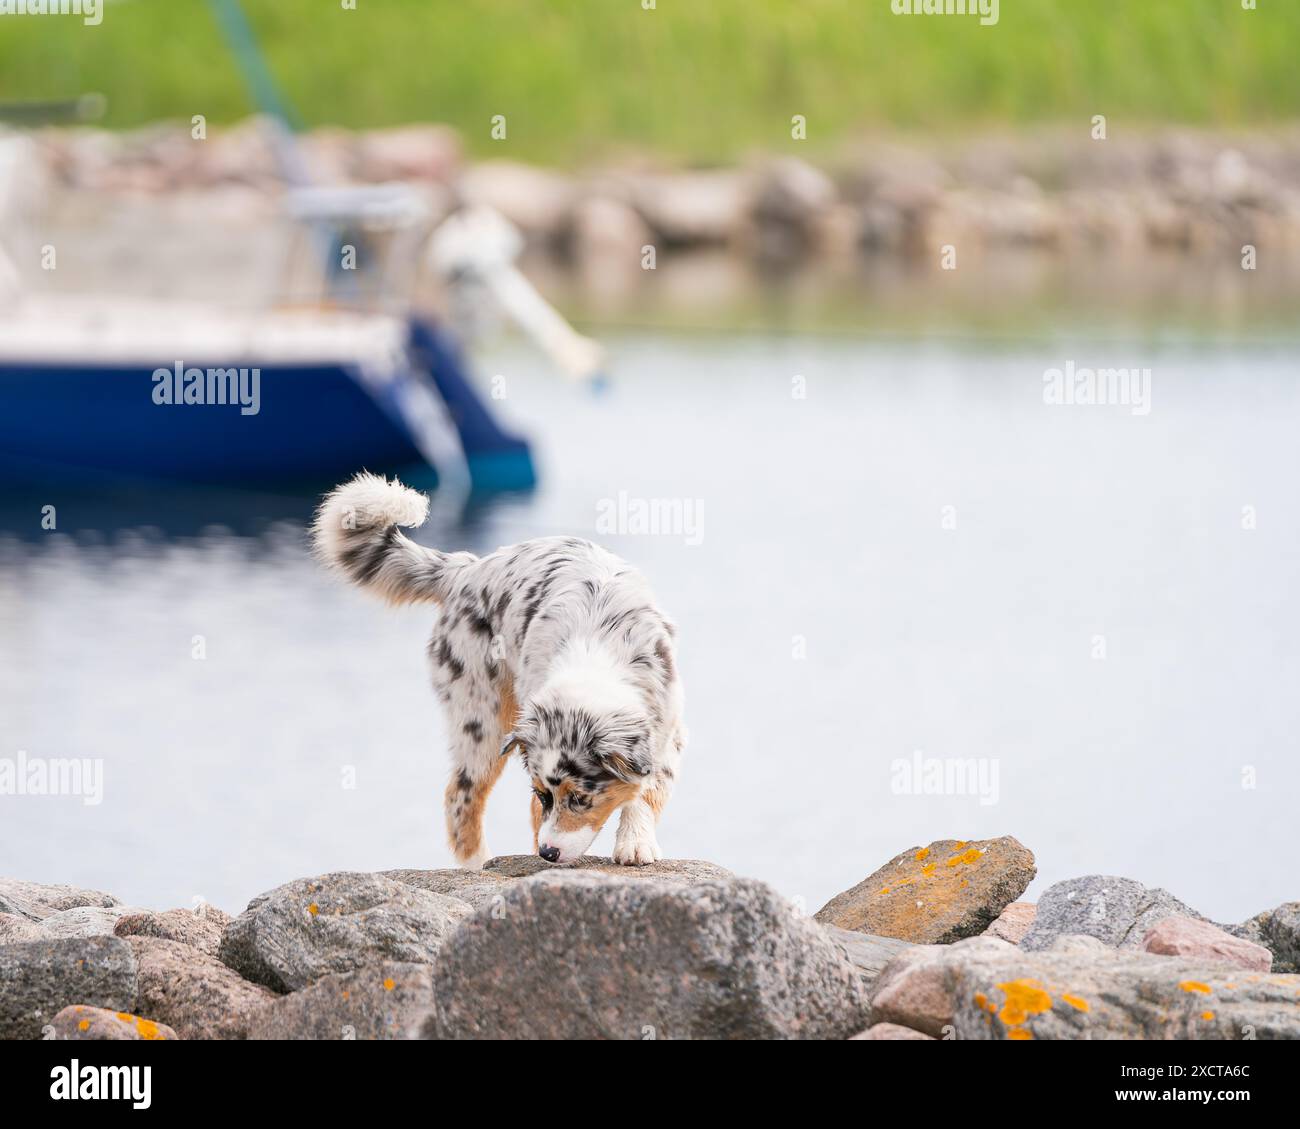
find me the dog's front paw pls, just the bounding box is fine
[613,835,662,867]
[457,845,491,871]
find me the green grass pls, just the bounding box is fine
[1,0,1296,164]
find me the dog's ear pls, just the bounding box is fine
[598,735,653,782]
[499,732,523,759]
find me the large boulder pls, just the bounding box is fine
[814,837,1036,944]
[127,936,275,1040]
[1230,903,1300,973]
[627,170,751,246]
[868,941,994,1037]
[984,902,1037,945]
[460,161,576,239]
[386,857,733,913]
[851,1022,936,1041]
[483,855,732,884]
[433,873,869,1040]
[48,1005,179,1041]
[0,913,45,944]
[113,906,231,957]
[247,962,436,1041]
[0,936,137,1039]
[1020,875,1206,951]
[38,905,149,939]
[218,872,473,992]
[380,868,512,912]
[823,926,914,991]
[0,879,120,922]
[1142,916,1272,972]
[355,124,461,184]
[870,934,1300,1040]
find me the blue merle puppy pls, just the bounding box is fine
[312,473,686,867]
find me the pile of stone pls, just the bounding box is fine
[1,840,1296,1040]
[24,119,1300,270]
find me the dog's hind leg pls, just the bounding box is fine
[444,744,506,870]
[439,662,514,869]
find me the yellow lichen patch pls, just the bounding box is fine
[307,902,320,916]
[1179,980,1212,995]
[997,979,1053,1028]
[921,863,936,876]
[1201,1011,1215,1021]
[955,841,968,848]
[1008,1028,1034,1040]
[960,878,969,888]
[134,1017,165,1041]
[915,848,930,861]
[974,992,988,1009]
[879,887,891,896]
[1062,994,1090,1012]
[116,1012,132,1022]
[383,977,396,991]
[78,1019,90,1031]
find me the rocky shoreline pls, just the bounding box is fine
[2,838,1297,1040]
[21,120,1300,273]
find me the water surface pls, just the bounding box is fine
[2,331,1297,923]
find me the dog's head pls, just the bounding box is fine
[502,701,652,864]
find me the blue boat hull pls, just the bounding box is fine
[0,317,535,492]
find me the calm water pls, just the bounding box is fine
[2,331,1298,923]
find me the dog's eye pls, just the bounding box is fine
[533,788,552,810]
[567,792,591,811]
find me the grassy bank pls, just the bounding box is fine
[2,0,1297,164]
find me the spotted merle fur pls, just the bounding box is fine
[312,472,687,868]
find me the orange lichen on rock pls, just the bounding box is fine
[915,848,930,861]
[134,1017,165,1040]
[997,978,1052,1026]
[111,1011,168,1039]
[1201,1011,1215,1021]
[994,978,1054,1040]
[383,977,396,991]
[1179,980,1212,995]
[307,902,319,916]
[1062,994,1090,1012]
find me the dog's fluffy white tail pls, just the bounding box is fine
[312,473,464,605]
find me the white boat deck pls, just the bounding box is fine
[0,295,411,368]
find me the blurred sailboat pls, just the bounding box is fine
[0,0,604,495]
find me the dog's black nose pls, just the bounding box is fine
[538,845,560,863]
